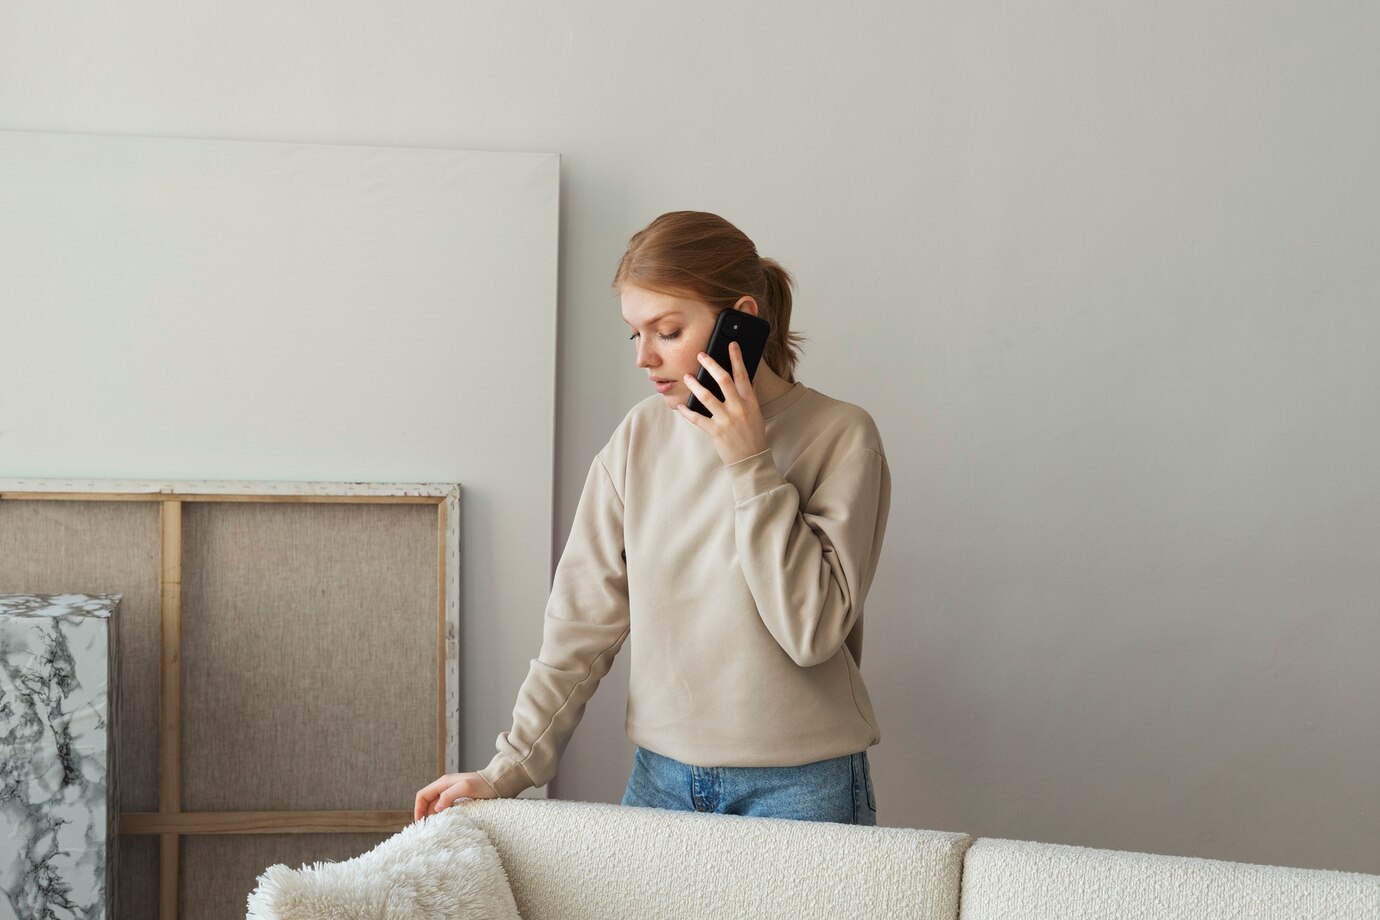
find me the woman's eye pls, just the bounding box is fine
[627,331,682,341]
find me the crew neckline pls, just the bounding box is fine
[760,381,807,419]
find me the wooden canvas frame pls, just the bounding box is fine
[0,478,461,920]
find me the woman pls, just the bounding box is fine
[414,211,890,825]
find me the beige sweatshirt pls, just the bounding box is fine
[478,381,891,798]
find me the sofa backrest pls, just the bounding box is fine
[461,798,972,920]
[958,837,1380,920]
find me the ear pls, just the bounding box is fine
[733,296,760,317]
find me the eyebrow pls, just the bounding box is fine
[623,310,682,328]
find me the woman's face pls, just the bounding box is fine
[620,285,720,409]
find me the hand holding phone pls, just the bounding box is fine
[685,308,772,417]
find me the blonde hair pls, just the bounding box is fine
[612,211,806,382]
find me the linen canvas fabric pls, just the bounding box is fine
[479,382,891,797]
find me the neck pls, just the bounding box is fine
[753,363,794,405]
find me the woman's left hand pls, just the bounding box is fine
[676,342,769,466]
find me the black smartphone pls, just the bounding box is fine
[685,308,772,417]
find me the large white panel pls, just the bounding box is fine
[0,131,559,789]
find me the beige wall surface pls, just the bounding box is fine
[2,1,1376,875]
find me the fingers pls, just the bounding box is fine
[697,345,755,403]
[681,370,723,414]
[415,793,444,821]
[436,781,479,813]
[727,342,753,397]
[415,789,457,820]
[414,777,445,821]
[674,400,707,426]
[418,774,454,797]
[686,349,744,407]
[695,351,735,399]
[684,347,755,414]
[413,771,506,822]
[414,774,463,821]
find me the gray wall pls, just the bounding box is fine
[2,1,1375,874]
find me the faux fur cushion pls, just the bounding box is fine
[245,807,521,920]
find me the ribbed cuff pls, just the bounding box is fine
[477,758,535,798]
[725,449,786,504]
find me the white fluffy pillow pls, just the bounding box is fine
[245,807,521,920]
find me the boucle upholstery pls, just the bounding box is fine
[958,837,1380,920]
[457,797,972,920]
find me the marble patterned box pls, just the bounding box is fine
[0,593,120,920]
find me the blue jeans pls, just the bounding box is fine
[620,745,878,826]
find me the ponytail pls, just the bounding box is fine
[758,258,806,383]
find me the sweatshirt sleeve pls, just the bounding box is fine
[724,445,891,668]
[477,454,631,797]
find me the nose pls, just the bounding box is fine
[635,338,658,370]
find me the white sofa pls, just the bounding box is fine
[248,796,1380,919]
[454,797,1379,919]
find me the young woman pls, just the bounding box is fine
[415,211,890,825]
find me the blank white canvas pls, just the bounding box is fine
[0,130,559,791]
